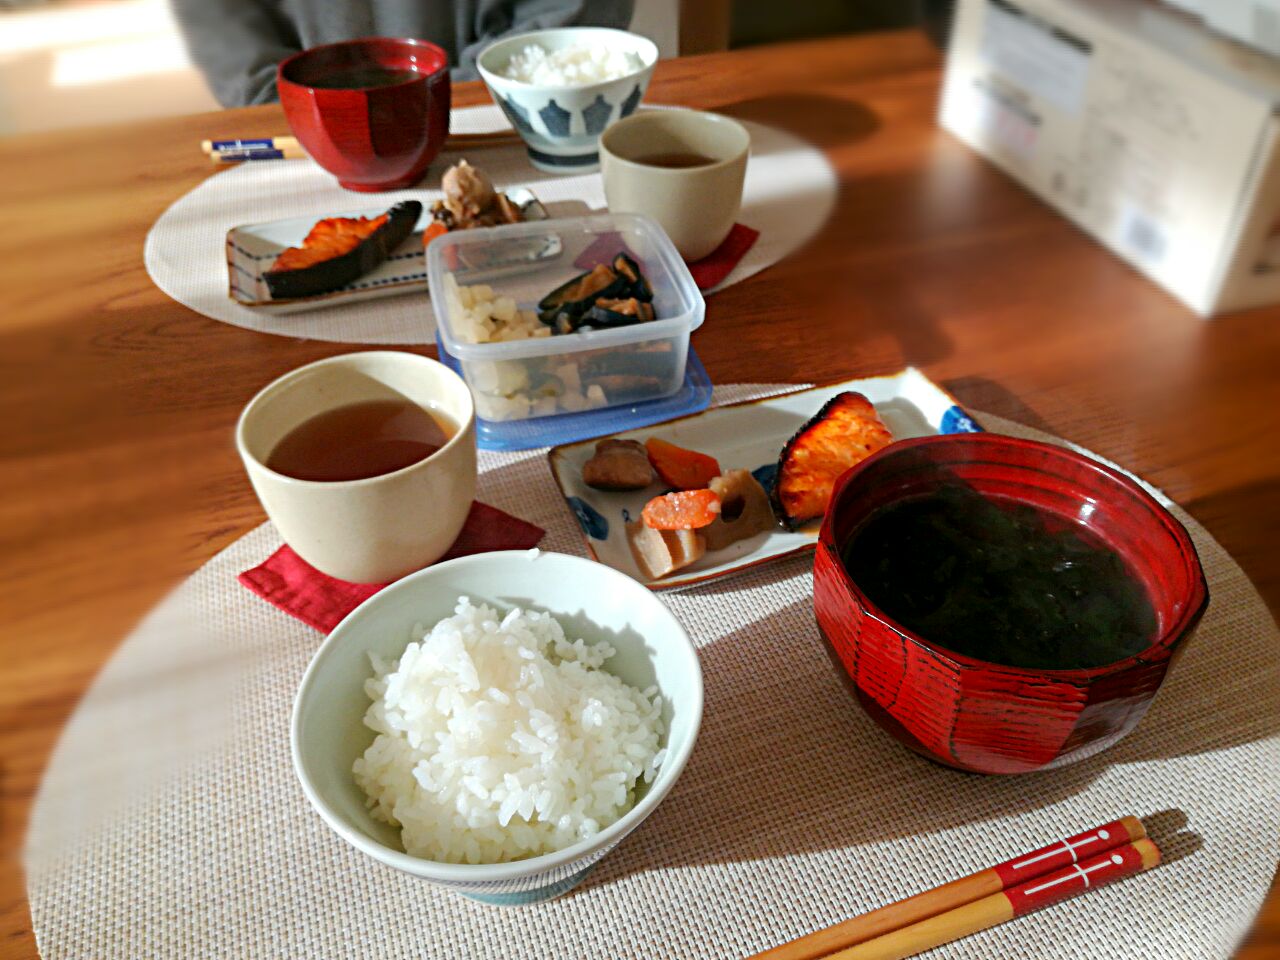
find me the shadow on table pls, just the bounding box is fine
[1184,477,1280,607]
[587,588,1277,888]
[717,93,880,151]
[940,376,1057,435]
[1143,808,1204,865]
[702,112,965,367]
[717,126,1075,371]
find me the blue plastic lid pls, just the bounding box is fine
[437,337,713,451]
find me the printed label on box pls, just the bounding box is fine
[943,0,1280,314]
[981,0,1094,115]
[1117,201,1169,266]
[969,78,1042,161]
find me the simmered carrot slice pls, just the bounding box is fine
[642,489,722,530]
[645,437,721,491]
[421,220,450,248]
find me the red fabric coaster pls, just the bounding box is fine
[685,224,760,290]
[573,223,760,291]
[237,501,545,633]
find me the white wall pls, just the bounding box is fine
[0,0,680,137]
[0,0,219,136]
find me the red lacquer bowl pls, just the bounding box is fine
[278,38,451,192]
[813,433,1209,775]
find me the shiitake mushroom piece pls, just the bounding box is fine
[583,297,656,327]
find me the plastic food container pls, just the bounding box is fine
[426,213,705,426]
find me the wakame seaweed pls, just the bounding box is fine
[842,482,1157,670]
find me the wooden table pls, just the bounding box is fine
[1,30,1276,959]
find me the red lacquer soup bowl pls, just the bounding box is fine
[278,38,451,192]
[813,434,1209,775]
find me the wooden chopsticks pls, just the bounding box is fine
[751,816,1157,960]
[201,129,522,164]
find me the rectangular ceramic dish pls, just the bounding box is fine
[547,368,983,589]
[225,190,550,313]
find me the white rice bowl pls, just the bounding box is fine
[501,43,643,86]
[353,597,667,864]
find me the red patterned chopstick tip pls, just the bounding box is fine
[991,816,1144,888]
[1005,839,1160,917]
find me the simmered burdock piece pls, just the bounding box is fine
[703,470,776,550]
[582,439,654,491]
[774,391,894,528]
[626,520,706,580]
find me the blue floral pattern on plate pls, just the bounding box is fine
[566,497,609,540]
[941,405,983,434]
[751,463,779,495]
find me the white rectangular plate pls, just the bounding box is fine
[225,190,551,313]
[547,368,982,589]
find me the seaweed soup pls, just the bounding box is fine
[841,479,1157,671]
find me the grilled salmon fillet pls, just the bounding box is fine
[774,391,893,527]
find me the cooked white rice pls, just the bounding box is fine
[501,43,643,86]
[353,598,666,864]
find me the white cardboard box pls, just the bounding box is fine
[940,0,1280,315]
[1198,0,1280,58]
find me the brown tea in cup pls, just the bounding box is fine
[600,110,750,260]
[265,400,457,482]
[631,151,717,168]
[236,352,476,583]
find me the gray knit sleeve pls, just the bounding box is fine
[170,0,301,107]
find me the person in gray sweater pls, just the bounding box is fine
[172,0,636,108]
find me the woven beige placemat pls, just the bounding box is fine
[142,107,837,346]
[26,390,1280,959]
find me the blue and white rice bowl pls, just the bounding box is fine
[477,28,658,173]
[291,550,703,905]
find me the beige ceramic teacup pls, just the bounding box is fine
[600,109,750,261]
[236,351,477,584]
